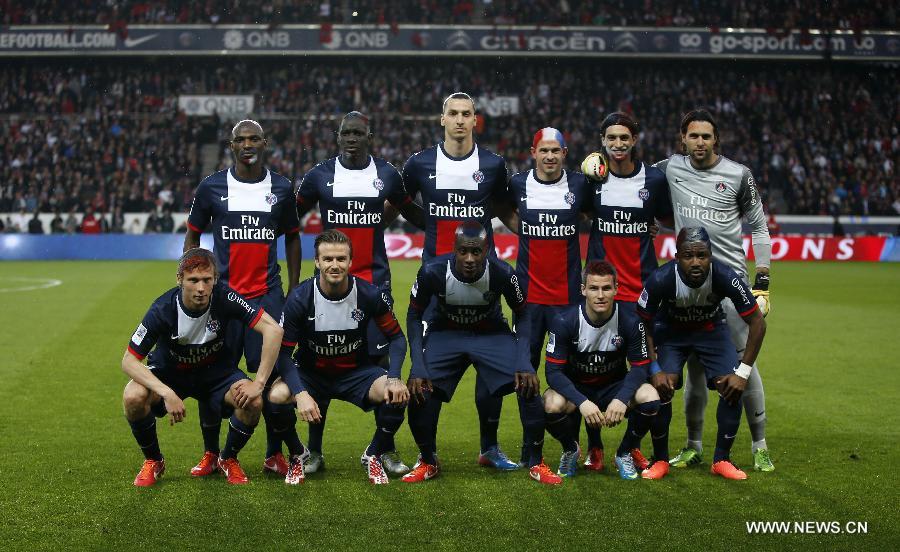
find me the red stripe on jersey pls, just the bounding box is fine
[282,340,298,347]
[127,345,146,360]
[526,239,569,305]
[739,303,759,318]
[630,358,651,366]
[601,236,643,302]
[336,226,375,284]
[249,308,265,329]
[186,221,203,233]
[375,312,401,337]
[435,219,460,257]
[545,356,566,364]
[314,354,358,375]
[285,226,300,235]
[228,242,270,298]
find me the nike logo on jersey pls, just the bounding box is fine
[326,181,335,187]
[520,196,527,202]
[307,315,317,321]
[220,196,231,201]
[376,343,389,350]
[428,174,437,180]
[170,334,180,340]
[595,189,602,195]
[674,178,685,183]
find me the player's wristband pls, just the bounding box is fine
[649,361,662,376]
[753,272,770,291]
[734,362,753,380]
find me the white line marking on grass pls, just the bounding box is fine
[0,277,63,292]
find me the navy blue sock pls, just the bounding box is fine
[197,402,221,454]
[367,402,406,456]
[307,399,329,453]
[518,394,546,467]
[262,395,283,457]
[475,381,502,452]
[269,403,304,457]
[714,396,742,462]
[408,393,440,465]
[221,415,255,460]
[129,413,162,461]
[585,422,603,450]
[545,411,578,452]
[651,401,672,461]
[617,400,659,456]
[567,412,583,447]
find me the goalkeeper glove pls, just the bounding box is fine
[752,272,770,317]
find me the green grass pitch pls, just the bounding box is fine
[0,259,898,550]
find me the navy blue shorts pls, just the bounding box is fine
[655,322,737,390]
[298,364,386,412]
[149,363,247,419]
[574,379,625,410]
[423,330,518,402]
[528,303,569,371]
[226,286,285,373]
[366,288,393,359]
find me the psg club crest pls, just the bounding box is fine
[564,191,575,205]
[638,188,650,201]
[715,182,727,193]
[472,170,485,184]
[611,335,624,349]
[350,308,365,322]
[265,192,278,205]
[372,178,384,191]
[206,319,220,334]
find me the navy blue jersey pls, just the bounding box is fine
[127,283,263,370]
[297,156,411,290]
[588,162,672,302]
[402,143,508,260]
[187,167,299,299]
[545,303,650,398]
[280,276,404,378]
[508,169,589,306]
[408,254,526,333]
[637,260,758,330]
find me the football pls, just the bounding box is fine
[581,151,609,182]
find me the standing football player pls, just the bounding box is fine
[654,109,774,472]
[401,93,521,470]
[184,120,301,478]
[121,248,285,486]
[543,260,662,480]
[268,230,409,485]
[295,111,424,476]
[582,112,672,473]
[638,227,766,480]
[402,222,560,485]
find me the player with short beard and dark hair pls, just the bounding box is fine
[269,229,410,485]
[654,108,775,472]
[184,119,302,479]
[637,227,766,480]
[543,260,661,480]
[121,248,285,486]
[402,222,561,485]
[295,111,424,476]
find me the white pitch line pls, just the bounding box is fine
[0,277,63,292]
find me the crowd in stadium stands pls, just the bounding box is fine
[1,58,897,233]
[2,0,897,29]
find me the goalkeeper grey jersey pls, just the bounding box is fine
[654,154,770,279]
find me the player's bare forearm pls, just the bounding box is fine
[382,201,400,229]
[493,198,519,234]
[252,312,284,386]
[284,232,301,290]
[183,228,201,252]
[397,201,426,230]
[741,310,766,367]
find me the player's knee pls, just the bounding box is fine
[122,380,151,412]
[634,383,660,404]
[368,375,388,404]
[542,389,567,414]
[268,382,292,404]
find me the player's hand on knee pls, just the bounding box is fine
[162,390,186,426]
[579,400,604,428]
[716,374,747,405]
[407,378,432,404]
[235,380,264,409]
[295,391,321,423]
[514,371,539,398]
[385,378,409,406]
[603,399,627,427]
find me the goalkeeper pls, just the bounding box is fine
[653,108,774,473]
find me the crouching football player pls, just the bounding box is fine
[403,222,560,485]
[638,227,766,480]
[121,248,284,486]
[543,260,662,480]
[268,230,409,485]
